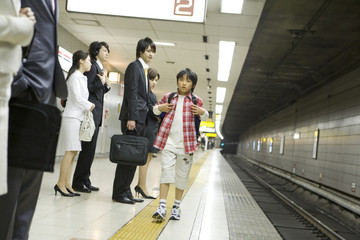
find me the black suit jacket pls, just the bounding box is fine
[11,0,67,105]
[119,59,149,125]
[85,60,110,127]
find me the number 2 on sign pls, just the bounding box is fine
[174,0,194,16]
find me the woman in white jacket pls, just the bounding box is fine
[55,50,95,197]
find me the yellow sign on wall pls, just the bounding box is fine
[205,133,217,137]
[200,121,215,128]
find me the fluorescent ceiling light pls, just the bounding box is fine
[67,0,206,23]
[154,42,176,47]
[217,41,235,82]
[221,0,244,14]
[216,87,226,103]
[215,105,223,114]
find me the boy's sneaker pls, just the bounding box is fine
[152,206,166,220]
[170,206,181,220]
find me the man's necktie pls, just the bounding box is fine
[144,68,148,93]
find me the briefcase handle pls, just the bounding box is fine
[123,128,140,136]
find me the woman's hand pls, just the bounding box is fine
[19,7,36,24]
[90,104,95,111]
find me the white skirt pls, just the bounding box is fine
[60,117,82,151]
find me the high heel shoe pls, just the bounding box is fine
[66,187,81,196]
[134,186,156,199]
[54,185,74,197]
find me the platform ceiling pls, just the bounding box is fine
[222,0,360,141]
[58,0,360,142]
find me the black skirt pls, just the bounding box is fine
[144,116,159,153]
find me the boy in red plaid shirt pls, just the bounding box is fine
[152,68,209,221]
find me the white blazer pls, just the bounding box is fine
[63,70,93,121]
[0,0,34,74]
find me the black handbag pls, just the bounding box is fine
[109,130,149,166]
[8,98,62,172]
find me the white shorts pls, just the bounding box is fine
[160,147,193,190]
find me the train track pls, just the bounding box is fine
[224,154,359,240]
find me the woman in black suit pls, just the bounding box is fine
[134,68,160,199]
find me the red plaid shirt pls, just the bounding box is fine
[153,92,204,154]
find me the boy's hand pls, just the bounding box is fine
[158,103,173,113]
[191,105,205,115]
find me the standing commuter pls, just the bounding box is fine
[72,41,111,193]
[55,51,95,197]
[112,37,156,204]
[0,0,68,239]
[152,68,209,221]
[0,0,35,196]
[134,68,160,199]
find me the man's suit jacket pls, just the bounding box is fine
[0,0,34,75]
[85,60,110,127]
[119,59,149,125]
[11,0,67,105]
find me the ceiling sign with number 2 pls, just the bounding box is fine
[174,0,195,16]
[67,0,206,23]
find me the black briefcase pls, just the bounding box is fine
[8,98,62,172]
[109,133,149,166]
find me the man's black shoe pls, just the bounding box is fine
[73,185,91,193]
[86,185,99,191]
[113,197,135,204]
[128,196,144,203]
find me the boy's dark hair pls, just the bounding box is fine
[88,41,110,61]
[176,68,197,92]
[136,37,156,58]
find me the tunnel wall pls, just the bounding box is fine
[237,67,360,198]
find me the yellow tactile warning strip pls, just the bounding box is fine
[110,151,210,240]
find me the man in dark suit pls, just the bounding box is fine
[72,41,111,193]
[112,37,156,204]
[0,0,67,239]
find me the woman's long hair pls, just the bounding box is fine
[66,50,89,81]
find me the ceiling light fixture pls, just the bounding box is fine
[221,0,244,14]
[154,41,176,46]
[216,87,226,103]
[217,41,235,81]
[72,18,100,26]
[216,105,223,114]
